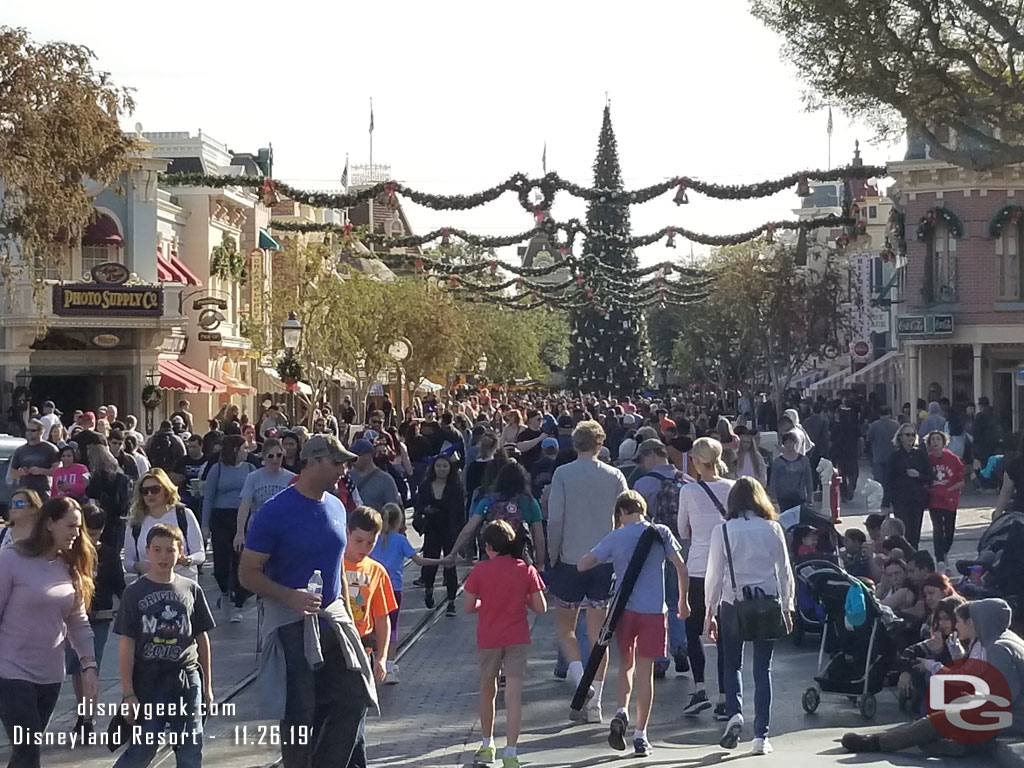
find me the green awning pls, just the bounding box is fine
[259,228,282,251]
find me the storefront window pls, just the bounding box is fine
[82,245,119,275]
[997,224,1022,300]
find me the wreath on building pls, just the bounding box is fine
[210,234,247,282]
[276,354,304,386]
[142,385,163,409]
[915,207,964,241]
[987,204,1024,238]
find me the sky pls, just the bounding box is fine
[8,0,902,266]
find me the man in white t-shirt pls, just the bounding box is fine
[38,401,62,440]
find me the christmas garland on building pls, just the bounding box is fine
[915,206,964,241]
[987,204,1024,238]
[269,214,853,251]
[160,164,886,212]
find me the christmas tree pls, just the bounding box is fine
[567,105,652,394]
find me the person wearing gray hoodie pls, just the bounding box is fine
[918,402,947,438]
[842,598,1024,755]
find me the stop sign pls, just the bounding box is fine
[853,341,870,357]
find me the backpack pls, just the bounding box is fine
[651,470,687,537]
[131,505,192,560]
[147,431,182,472]
[479,494,534,564]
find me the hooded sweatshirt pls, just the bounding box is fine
[918,402,947,437]
[970,598,1024,736]
[782,409,815,456]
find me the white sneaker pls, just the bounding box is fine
[719,713,744,750]
[384,666,400,685]
[751,737,773,755]
[230,609,243,623]
[585,701,604,723]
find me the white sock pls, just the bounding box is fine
[592,680,604,702]
[634,728,647,741]
[481,737,493,749]
[568,660,584,687]
[695,682,706,692]
[617,707,628,719]
[503,746,517,758]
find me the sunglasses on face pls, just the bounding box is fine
[265,452,284,459]
[25,428,40,434]
[140,485,163,496]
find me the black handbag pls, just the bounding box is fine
[722,520,788,642]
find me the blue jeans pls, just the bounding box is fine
[719,601,775,739]
[65,620,111,674]
[554,611,590,677]
[657,561,688,664]
[114,667,203,768]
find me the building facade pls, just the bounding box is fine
[889,155,1024,435]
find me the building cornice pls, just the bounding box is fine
[888,160,1024,196]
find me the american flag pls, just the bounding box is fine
[827,106,834,136]
[340,155,349,188]
[369,99,375,135]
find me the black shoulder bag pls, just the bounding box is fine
[722,520,788,642]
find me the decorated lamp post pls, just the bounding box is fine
[279,311,303,424]
[141,368,162,435]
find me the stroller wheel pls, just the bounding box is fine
[801,687,820,714]
[859,694,877,719]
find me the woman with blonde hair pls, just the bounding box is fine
[0,496,97,767]
[500,409,524,448]
[123,468,204,580]
[735,430,767,487]
[705,476,794,754]
[677,437,735,719]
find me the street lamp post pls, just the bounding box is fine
[281,311,302,424]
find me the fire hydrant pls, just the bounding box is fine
[830,471,843,524]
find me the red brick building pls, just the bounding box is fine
[889,153,1024,435]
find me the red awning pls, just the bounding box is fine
[170,254,201,286]
[157,259,176,281]
[159,359,227,393]
[156,251,201,286]
[82,214,123,247]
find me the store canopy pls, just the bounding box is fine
[259,228,282,251]
[82,214,123,247]
[261,366,313,397]
[415,378,443,392]
[159,359,227,393]
[220,371,256,396]
[808,369,848,392]
[156,251,201,286]
[845,350,904,387]
[792,369,827,390]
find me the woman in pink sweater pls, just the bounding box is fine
[51,444,90,501]
[0,497,97,766]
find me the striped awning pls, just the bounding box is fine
[845,350,904,386]
[792,369,827,389]
[159,359,227,393]
[808,369,849,392]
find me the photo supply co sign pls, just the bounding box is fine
[927,659,1013,744]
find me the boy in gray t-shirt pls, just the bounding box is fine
[577,490,690,759]
[114,523,215,764]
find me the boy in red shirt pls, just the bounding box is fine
[344,506,398,684]
[924,430,966,569]
[464,520,547,768]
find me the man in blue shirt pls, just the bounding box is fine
[240,434,369,768]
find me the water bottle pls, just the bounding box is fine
[307,570,323,596]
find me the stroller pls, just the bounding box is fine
[954,510,1024,633]
[795,559,901,719]
[781,504,840,645]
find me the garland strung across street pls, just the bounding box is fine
[159,164,885,212]
[268,214,854,250]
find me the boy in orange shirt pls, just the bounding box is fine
[344,506,398,683]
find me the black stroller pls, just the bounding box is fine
[954,510,1024,633]
[795,559,901,719]
[781,504,840,645]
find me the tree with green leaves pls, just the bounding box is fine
[751,0,1024,170]
[0,27,136,284]
[567,105,651,393]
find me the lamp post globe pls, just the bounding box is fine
[477,354,488,373]
[282,311,302,350]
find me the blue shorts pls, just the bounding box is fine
[548,561,614,609]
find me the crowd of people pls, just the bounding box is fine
[0,387,1022,768]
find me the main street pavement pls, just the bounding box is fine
[2,480,1021,767]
